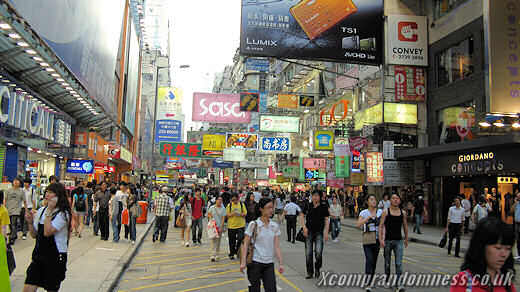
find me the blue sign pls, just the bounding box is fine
[213,159,234,169]
[156,120,182,142]
[66,160,94,174]
[304,169,319,181]
[261,137,290,152]
[245,58,270,72]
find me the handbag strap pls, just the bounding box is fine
[251,221,258,244]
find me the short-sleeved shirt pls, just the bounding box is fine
[303,203,329,233]
[0,205,10,227]
[94,190,111,209]
[245,218,281,264]
[359,209,383,238]
[461,199,471,217]
[329,204,342,218]
[283,202,301,216]
[226,202,246,229]
[34,207,70,253]
[208,205,226,227]
[5,188,26,215]
[24,187,37,209]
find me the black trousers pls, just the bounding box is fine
[285,215,297,242]
[448,223,462,256]
[98,208,110,240]
[348,205,356,217]
[247,261,276,292]
[228,227,245,256]
[154,216,169,242]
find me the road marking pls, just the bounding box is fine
[96,247,116,251]
[162,258,234,269]
[118,269,241,291]
[124,262,237,282]
[276,270,303,292]
[135,253,211,266]
[176,278,243,292]
[437,267,448,271]
[403,256,418,263]
[137,245,207,255]
[136,249,216,260]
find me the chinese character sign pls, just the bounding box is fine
[394,66,426,101]
[366,152,384,185]
[277,94,298,109]
[159,142,202,158]
[260,115,299,133]
[335,155,350,178]
[261,137,290,152]
[303,158,326,169]
[155,120,182,142]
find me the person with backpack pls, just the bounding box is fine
[226,192,247,260]
[191,188,205,245]
[72,184,88,238]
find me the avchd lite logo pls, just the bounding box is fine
[398,21,418,42]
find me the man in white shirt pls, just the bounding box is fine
[445,196,465,258]
[253,187,261,203]
[461,195,472,234]
[21,178,37,240]
[377,194,391,211]
[283,196,301,243]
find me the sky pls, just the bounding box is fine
[168,0,241,135]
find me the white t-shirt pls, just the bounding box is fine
[283,202,301,216]
[329,204,342,218]
[253,192,261,203]
[359,209,383,237]
[245,218,281,264]
[461,199,471,217]
[34,207,70,253]
[24,187,36,209]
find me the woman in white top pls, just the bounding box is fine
[471,197,489,223]
[357,194,383,292]
[179,193,193,247]
[240,198,284,292]
[329,197,342,243]
[207,195,227,261]
[24,182,71,292]
[274,195,284,224]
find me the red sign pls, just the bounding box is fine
[327,179,344,188]
[303,158,326,169]
[75,132,87,147]
[320,99,349,127]
[348,137,368,151]
[394,66,426,101]
[398,22,418,42]
[366,152,384,185]
[108,142,121,159]
[94,163,115,173]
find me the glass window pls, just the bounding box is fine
[438,103,476,144]
[437,38,474,87]
[435,0,472,20]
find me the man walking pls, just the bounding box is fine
[94,181,111,241]
[191,188,205,245]
[461,194,471,234]
[412,195,427,234]
[445,196,465,258]
[153,188,172,242]
[301,190,329,279]
[379,193,409,291]
[21,178,37,240]
[226,193,247,260]
[284,196,301,243]
[5,177,27,245]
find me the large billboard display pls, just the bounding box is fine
[192,93,252,123]
[240,0,383,64]
[260,115,299,133]
[155,87,183,142]
[11,0,125,120]
[226,133,259,149]
[124,18,140,134]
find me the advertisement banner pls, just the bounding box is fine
[384,161,415,186]
[304,169,320,181]
[384,103,418,124]
[155,120,182,142]
[240,0,384,64]
[383,141,395,160]
[282,165,299,178]
[120,147,132,164]
[261,137,290,152]
[11,0,125,121]
[351,150,361,172]
[366,152,384,185]
[327,179,344,188]
[334,144,350,156]
[335,155,350,178]
[159,142,202,158]
[299,95,315,107]
[277,94,298,109]
[394,66,426,101]
[386,15,428,66]
[313,130,334,150]
[226,133,259,149]
[303,158,326,169]
[157,87,182,120]
[240,92,260,112]
[213,158,234,169]
[242,156,271,168]
[192,93,252,123]
[124,19,140,133]
[354,103,383,130]
[245,58,270,71]
[349,137,368,151]
[66,160,94,174]
[202,135,226,151]
[75,132,87,148]
[223,148,246,162]
[260,115,299,133]
[87,132,108,164]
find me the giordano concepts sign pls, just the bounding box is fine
[431,149,520,177]
[0,85,72,146]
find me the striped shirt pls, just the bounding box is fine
[155,194,171,217]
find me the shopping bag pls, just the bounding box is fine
[468,220,476,231]
[438,232,448,248]
[296,227,306,242]
[122,209,129,226]
[207,219,219,239]
[176,214,186,228]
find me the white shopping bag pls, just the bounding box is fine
[207,219,219,239]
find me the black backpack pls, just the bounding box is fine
[75,194,86,212]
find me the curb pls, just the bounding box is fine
[340,222,468,254]
[99,216,156,292]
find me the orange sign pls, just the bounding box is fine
[75,132,87,147]
[277,94,298,109]
[320,99,349,127]
[88,132,108,164]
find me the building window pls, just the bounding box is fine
[437,38,474,87]
[434,0,472,20]
[438,102,476,144]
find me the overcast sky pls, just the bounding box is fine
[168,0,241,134]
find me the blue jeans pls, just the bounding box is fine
[86,207,93,226]
[384,240,404,285]
[305,231,324,275]
[129,215,137,241]
[414,214,423,233]
[112,214,120,242]
[330,218,341,240]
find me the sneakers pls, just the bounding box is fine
[397,285,406,292]
[305,274,313,279]
[22,236,27,240]
[229,255,234,260]
[78,234,82,238]
[198,239,202,245]
[185,242,189,247]
[332,238,338,243]
[152,235,157,242]
[131,240,136,245]
[210,257,215,262]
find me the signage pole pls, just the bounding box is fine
[151,65,167,164]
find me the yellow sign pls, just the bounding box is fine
[120,147,132,164]
[202,134,226,151]
[277,94,298,109]
[313,130,334,150]
[354,103,383,130]
[384,103,417,124]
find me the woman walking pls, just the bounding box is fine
[329,197,342,243]
[357,194,383,292]
[126,188,139,245]
[207,195,226,261]
[23,182,71,292]
[240,198,284,292]
[179,193,193,247]
[71,186,88,238]
[245,193,258,230]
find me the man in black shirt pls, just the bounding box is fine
[94,181,111,240]
[301,189,329,279]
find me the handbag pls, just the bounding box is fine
[6,242,15,275]
[439,231,448,248]
[362,231,377,245]
[176,213,186,228]
[295,227,306,242]
[130,203,142,218]
[238,221,257,267]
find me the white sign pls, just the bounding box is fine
[223,148,245,162]
[383,141,395,160]
[387,15,428,66]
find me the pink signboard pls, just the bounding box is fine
[303,158,326,169]
[192,93,252,123]
[327,179,344,188]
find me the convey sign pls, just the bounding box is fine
[387,15,428,66]
[192,93,251,123]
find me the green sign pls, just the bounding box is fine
[159,142,202,158]
[282,165,300,178]
[299,156,304,181]
[335,155,350,178]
